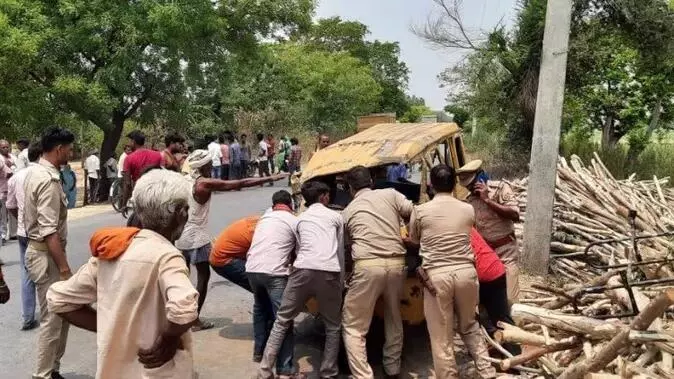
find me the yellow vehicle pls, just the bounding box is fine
[297,122,468,325]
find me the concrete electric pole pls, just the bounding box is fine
[521,0,574,274]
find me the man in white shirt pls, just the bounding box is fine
[258,181,344,379]
[84,150,101,203]
[256,133,270,179]
[117,145,131,178]
[0,139,15,242]
[14,139,31,171]
[6,142,41,331]
[245,190,298,376]
[207,135,223,179]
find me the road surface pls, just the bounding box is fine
[0,184,451,378]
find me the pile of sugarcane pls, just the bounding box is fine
[485,154,674,378]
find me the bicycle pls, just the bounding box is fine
[109,178,125,213]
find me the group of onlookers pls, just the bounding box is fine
[204,132,305,183]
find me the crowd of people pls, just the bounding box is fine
[0,125,523,379]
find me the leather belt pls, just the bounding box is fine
[486,233,516,250]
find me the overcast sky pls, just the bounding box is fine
[316,0,518,110]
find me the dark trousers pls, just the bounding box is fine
[241,160,249,178]
[479,274,521,356]
[220,164,230,180]
[88,177,99,203]
[268,156,275,174]
[211,259,251,292]
[248,273,294,375]
[259,268,343,379]
[258,160,270,177]
[229,164,242,180]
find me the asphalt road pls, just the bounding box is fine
[0,184,444,379]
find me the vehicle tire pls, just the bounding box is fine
[109,180,123,212]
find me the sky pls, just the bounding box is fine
[316,0,518,110]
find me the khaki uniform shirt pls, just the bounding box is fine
[466,181,519,242]
[47,229,199,379]
[343,188,413,260]
[23,158,68,246]
[409,193,475,270]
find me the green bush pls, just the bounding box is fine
[561,130,674,181]
[463,129,530,180]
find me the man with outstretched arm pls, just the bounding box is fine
[175,150,287,331]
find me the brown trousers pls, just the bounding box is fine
[494,241,520,305]
[342,258,406,379]
[25,243,70,379]
[424,265,496,379]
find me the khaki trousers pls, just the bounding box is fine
[495,242,520,305]
[424,266,496,379]
[24,243,70,379]
[342,258,406,378]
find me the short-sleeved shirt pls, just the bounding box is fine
[7,164,36,237]
[210,216,260,267]
[23,158,68,246]
[241,143,251,161]
[471,228,506,282]
[123,148,163,182]
[15,149,29,171]
[46,229,198,379]
[466,181,519,242]
[294,203,344,273]
[409,193,475,270]
[266,139,276,157]
[245,210,298,276]
[257,141,268,162]
[220,144,230,165]
[0,154,14,199]
[117,152,127,178]
[208,141,222,167]
[85,155,100,179]
[290,146,302,167]
[343,188,414,260]
[229,142,242,165]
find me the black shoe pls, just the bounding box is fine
[253,354,263,363]
[21,320,39,331]
[384,375,400,379]
[51,371,65,379]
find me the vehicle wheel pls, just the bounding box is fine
[110,182,123,212]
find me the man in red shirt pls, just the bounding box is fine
[471,227,521,356]
[120,130,164,209]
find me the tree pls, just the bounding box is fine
[0,0,315,161]
[444,104,470,128]
[399,105,433,123]
[212,43,382,136]
[299,17,411,117]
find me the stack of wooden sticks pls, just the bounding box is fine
[484,153,674,378]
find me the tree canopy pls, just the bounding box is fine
[417,0,674,154]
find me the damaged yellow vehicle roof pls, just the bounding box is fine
[301,122,461,183]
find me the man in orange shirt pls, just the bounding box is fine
[209,216,260,292]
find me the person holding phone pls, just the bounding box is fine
[457,159,521,306]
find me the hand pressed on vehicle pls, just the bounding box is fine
[137,334,184,369]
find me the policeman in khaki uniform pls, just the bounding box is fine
[457,159,521,305]
[342,166,413,379]
[409,164,495,379]
[23,127,75,379]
